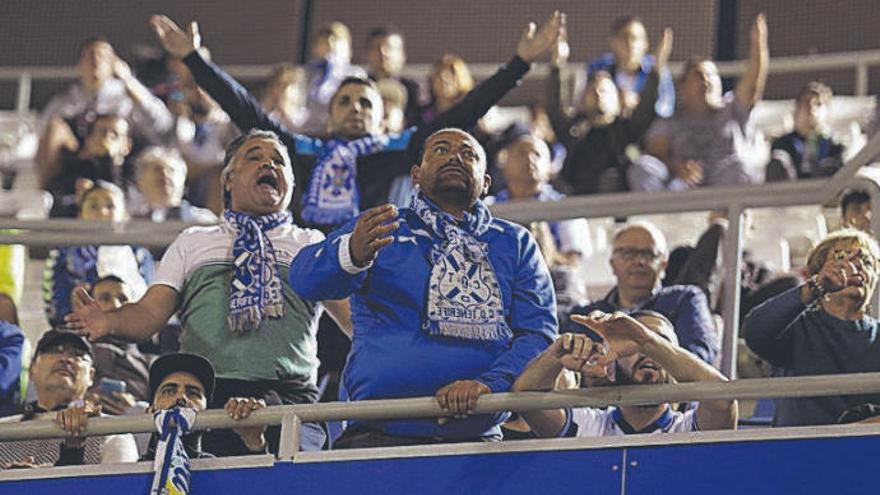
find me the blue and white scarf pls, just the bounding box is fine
[411,192,511,342]
[150,408,197,495]
[224,210,291,334]
[301,135,393,226]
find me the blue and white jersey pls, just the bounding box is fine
[561,406,698,437]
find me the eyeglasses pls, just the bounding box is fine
[613,247,662,262]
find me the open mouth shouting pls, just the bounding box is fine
[256,170,281,195]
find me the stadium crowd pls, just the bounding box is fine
[1,7,880,466]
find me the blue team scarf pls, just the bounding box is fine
[411,191,511,342]
[67,246,99,276]
[150,408,196,495]
[301,135,394,226]
[224,210,291,334]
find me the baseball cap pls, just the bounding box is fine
[34,329,93,358]
[148,353,215,403]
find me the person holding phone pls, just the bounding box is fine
[76,275,153,415]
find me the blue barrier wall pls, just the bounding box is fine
[1,433,877,494]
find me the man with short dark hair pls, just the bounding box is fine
[840,189,871,232]
[766,81,845,181]
[149,12,563,229]
[68,129,351,454]
[587,16,675,118]
[0,330,138,467]
[290,128,558,447]
[570,222,719,365]
[366,26,421,127]
[514,310,736,437]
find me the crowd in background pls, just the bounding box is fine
[0,8,879,466]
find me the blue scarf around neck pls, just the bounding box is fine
[301,135,394,226]
[410,191,511,342]
[224,210,291,334]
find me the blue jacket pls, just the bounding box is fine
[289,206,557,439]
[0,321,24,416]
[571,285,719,365]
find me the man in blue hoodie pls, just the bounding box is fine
[290,128,558,447]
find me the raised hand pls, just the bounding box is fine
[150,14,201,58]
[65,286,113,341]
[750,13,768,52]
[654,28,674,71]
[550,22,570,67]
[517,10,566,63]
[349,204,399,267]
[571,311,653,365]
[549,333,608,377]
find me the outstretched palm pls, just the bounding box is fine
[516,10,565,63]
[65,287,112,341]
[150,15,201,58]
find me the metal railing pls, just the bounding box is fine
[10,131,880,375]
[3,48,880,113]
[3,373,880,462]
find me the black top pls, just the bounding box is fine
[547,66,659,195]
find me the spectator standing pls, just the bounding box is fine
[629,14,768,192]
[68,130,352,454]
[586,16,676,118]
[289,128,558,447]
[365,27,422,127]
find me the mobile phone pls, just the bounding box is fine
[99,378,127,396]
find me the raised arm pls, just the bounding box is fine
[513,333,602,437]
[65,285,180,343]
[408,11,565,160]
[734,14,768,110]
[545,23,577,143]
[150,15,299,147]
[573,312,736,431]
[289,205,399,301]
[111,56,174,143]
[624,28,672,140]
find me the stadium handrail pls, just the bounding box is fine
[3,372,880,461]
[2,48,880,113]
[4,131,880,376]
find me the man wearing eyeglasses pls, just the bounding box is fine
[0,330,138,467]
[569,222,719,365]
[743,229,880,426]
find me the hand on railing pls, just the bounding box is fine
[435,380,491,424]
[227,397,268,453]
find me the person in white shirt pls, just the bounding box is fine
[513,310,737,437]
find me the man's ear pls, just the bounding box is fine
[481,173,492,197]
[410,164,420,185]
[86,367,96,389]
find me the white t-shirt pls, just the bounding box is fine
[563,406,698,437]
